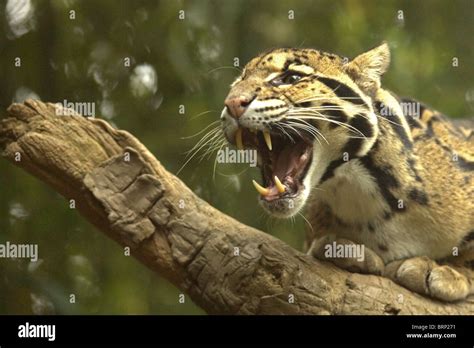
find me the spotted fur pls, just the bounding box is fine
[221,43,474,302]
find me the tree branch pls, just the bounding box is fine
[1,99,472,314]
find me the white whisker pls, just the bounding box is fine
[208,65,242,74]
[297,211,314,232]
[178,123,226,175]
[190,110,219,121]
[212,141,226,181]
[181,120,220,139]
[287,111,367,139]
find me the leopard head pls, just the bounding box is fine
[221,43,390,218]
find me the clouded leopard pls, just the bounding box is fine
[220,42,474,302]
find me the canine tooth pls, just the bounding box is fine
[263,130,272,151]
[252,180,269,196]
[236,128,243,150]
[273,175,286,193]
[274,176,286,193]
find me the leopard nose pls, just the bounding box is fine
[224,95,254,119]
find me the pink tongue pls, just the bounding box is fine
[265,185,280,198]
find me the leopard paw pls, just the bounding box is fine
[308,235,384,275]
[384,256,472,302]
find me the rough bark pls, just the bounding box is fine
[1,99,473,315]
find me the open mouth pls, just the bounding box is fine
[234,126,313,202]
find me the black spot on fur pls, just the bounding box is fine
[405,114,422,129]
[337,114,374,158]
[360,154,403,213]
[317,77,366,106]
[351,114,374,138]
[425,119,435,137]
[283,58,303,71]
[271,109,289,118]
[371,138,381,151]
[322,102,348,128]
[374,101,413,150]
[320,159,346,183]
[463,230,474,243]
[407,158,423,183]
[457,156,474,171]
[282,58,292,70]
[408,188,429,205]
[341,138,363,159]
[427,123,474,172]
[378,244,388,252]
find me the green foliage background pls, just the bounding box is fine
[0,0,472,314]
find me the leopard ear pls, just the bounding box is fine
[344,42,390,96]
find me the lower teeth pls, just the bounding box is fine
[251,176,287,196]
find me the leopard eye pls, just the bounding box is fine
[271,72,303,86]
[283,74,302,84]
